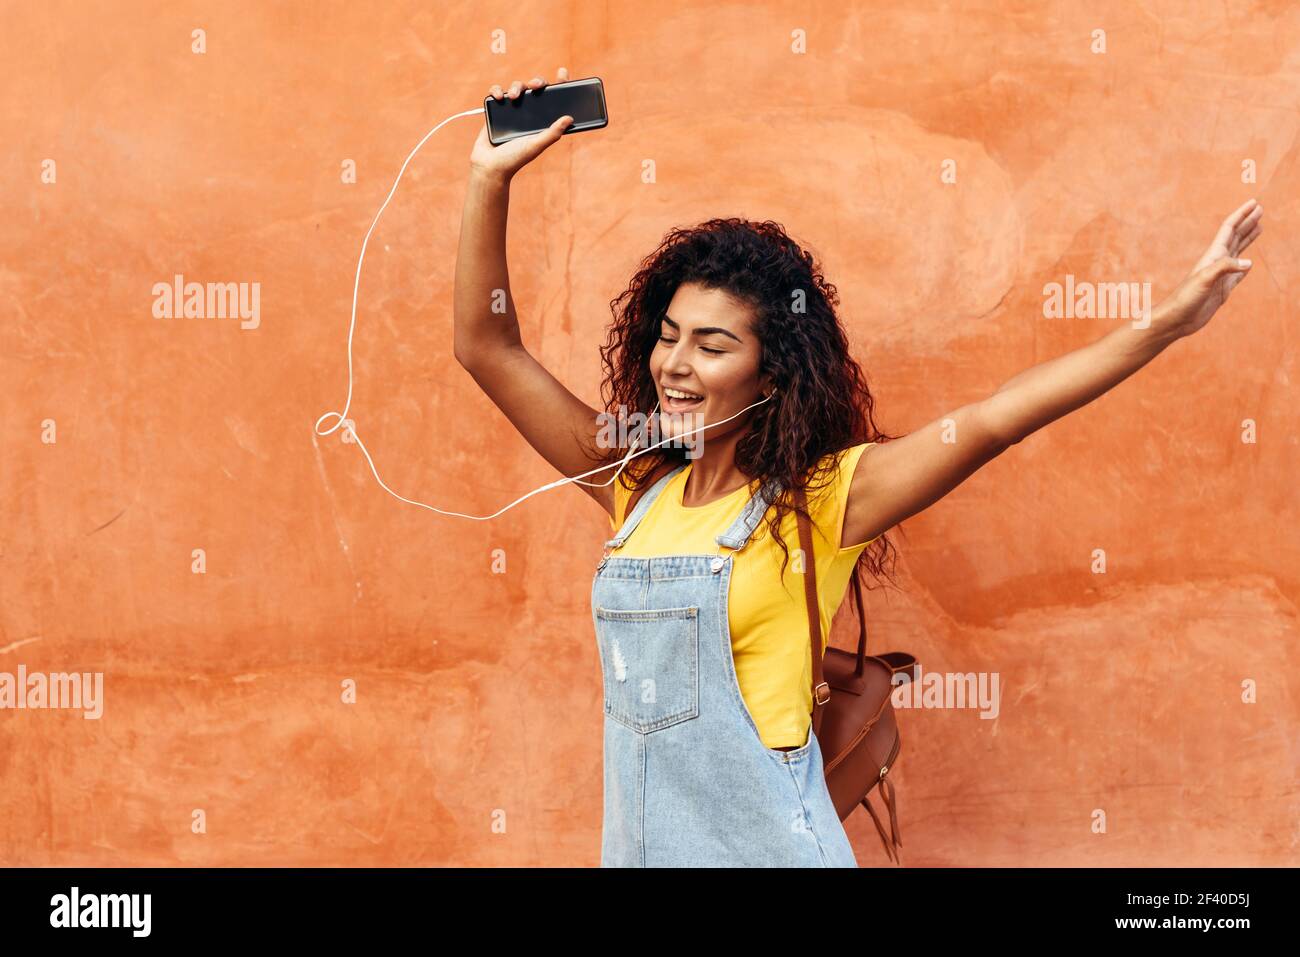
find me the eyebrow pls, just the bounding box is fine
[662,314,743,344]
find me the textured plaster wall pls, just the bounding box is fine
[1,1,1297,865]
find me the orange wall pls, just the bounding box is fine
[2,1,1297,866]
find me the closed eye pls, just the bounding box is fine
[658,334,724,355]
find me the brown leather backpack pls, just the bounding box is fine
[622,460,919,864]
[793,486,918,865]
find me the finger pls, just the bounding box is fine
[489,83,503,100]
[1234,221,1262,255]
[1209,199,1259,250]
[1203,256,1250,286]
[537,115,572,143]
[528,75,547,93]
[1223,198,1259,234]
[1230,203,1263,242]
[514,116,571,158]
[507,79,522,98]
[540,116,573,147]
[557,66,569,81]
[1227,197,1259,226]
[1233,204,1263,242]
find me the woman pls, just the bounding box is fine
[455,67,1263,867]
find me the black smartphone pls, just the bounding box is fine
[484,76,608,145]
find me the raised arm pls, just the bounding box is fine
[454,67,620,518]
[840,199,1264,548]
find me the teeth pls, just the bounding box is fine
[665,388,702,400]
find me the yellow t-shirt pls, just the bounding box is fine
[607,442,878,750]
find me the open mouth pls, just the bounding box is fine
[662,387,705,412]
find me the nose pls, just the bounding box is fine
[662,339,694,377]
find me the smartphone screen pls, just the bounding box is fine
[484,76,608,145]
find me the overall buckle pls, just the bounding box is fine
[597,543,615,572]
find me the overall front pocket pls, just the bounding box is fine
[594,606,700,734]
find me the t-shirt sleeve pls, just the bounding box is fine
[828,442,879,553]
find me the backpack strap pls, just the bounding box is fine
[793,487,832,738]
[793,487,873,739]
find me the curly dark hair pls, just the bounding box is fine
[594,216,901,594]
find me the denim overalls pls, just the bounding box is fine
[590,464,859,867]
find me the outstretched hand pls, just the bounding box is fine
[1157,199,1263,339]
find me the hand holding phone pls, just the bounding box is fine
[469,67,608,181]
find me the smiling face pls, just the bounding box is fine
[649,282,772,446]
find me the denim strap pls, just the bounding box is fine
[715,477,783,551]
[602,464,687,551]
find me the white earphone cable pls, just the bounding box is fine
[313,106,774,521]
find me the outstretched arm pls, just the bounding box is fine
[840,199,1264,549]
